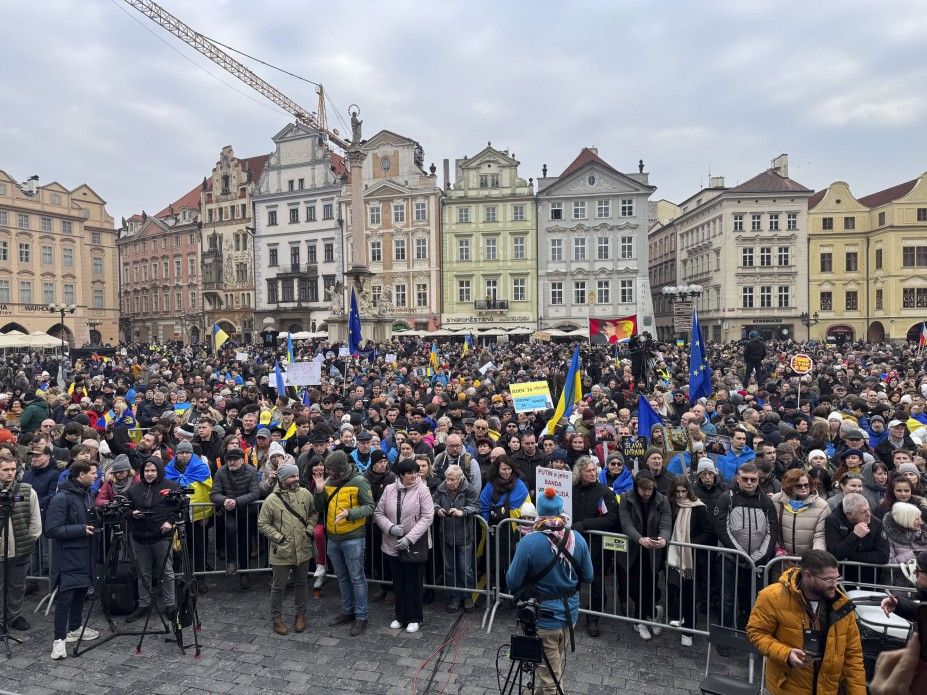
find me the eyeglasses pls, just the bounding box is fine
[793,483,810,489]
[810,573,842,585]
[739,476,758,483]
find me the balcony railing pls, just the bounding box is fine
[475,299,509,310]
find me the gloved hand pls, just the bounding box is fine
[396,536,412,552]
[388,524,405,538]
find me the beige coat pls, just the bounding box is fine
[257,486,317,566]
[770,491,830,555]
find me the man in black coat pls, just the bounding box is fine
[44,460,100,658]
[124,457,179,622]
[742,331,766,387]
[824,492,889,587]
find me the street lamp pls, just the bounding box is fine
[47,303,77,357]
[799,311,820,341]
[662,285,703,342]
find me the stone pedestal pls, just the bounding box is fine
[326,315,393,345]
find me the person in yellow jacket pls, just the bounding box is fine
[746,549,866,695]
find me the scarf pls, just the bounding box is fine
[532,515,576,562]
[668,498,704,578]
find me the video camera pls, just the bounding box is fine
[515,598,554,638]
[160,487,195,511]
[90,495,133,525]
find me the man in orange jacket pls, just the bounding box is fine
[746,549,866,695]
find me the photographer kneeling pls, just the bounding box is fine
[124,457,178,622]
[506,488,593,695]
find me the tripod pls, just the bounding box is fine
[498,633,565,695]
[72,518,169,657]
[136,501,201,658]
[0,493,23,658]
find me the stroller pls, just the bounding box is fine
[845,589,912,680]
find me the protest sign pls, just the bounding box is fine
[235,351,248,362]
[509,381,553,413]
[622,435,647,473]
[287,361,322,386]
[535,467,573,522]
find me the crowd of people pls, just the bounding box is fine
[2,333,927,692]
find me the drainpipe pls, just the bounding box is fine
[865,235,871,342]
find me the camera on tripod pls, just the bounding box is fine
[161,487,195,512]
[90,496,133,525]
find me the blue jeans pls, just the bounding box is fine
[327,536,368,621]
[442,541,474,598]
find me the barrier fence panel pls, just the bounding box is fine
[486,517,543,634]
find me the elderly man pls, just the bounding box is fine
[875,419,916,469]
[434,434,481,490]
[824,491,889,587]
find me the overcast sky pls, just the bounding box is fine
[1,0,925,222]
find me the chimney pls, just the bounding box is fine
[771,153,789,178]
[442,159,450,190]
[589,147,598,155]
[710,176,725,188]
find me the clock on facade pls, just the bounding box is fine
[380,157,391,172]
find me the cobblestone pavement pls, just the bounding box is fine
[2,575,746,694]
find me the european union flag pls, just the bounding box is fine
[348,288,362,356]
[688,308,713,404]
[302,388,311,407]
[287,333,295,364]
[637,394,663,443]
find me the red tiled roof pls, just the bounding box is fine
[330,153,348,179]
[126,213,143,222]
[155,183,201,218]
[240,154,270,183]
[858,178,918,209]
[808,190,826,209]
[558,147,623,181]
[727,169,812,195]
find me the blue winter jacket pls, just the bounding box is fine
[716,446,757,482]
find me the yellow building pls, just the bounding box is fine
[0,170,119,346]
[808,172,927,343]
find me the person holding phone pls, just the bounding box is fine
[881,550,927,621]
[746,549,866,695]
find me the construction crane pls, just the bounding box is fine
[120,0,350,150]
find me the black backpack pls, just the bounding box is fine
[173,575,197,629]
[100,559,138,616]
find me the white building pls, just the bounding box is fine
[253,123,346,334]
[536,148,656,334]
[675,154,812,342]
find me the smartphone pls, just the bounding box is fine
[802,629,823,660]
[917,604,927,662]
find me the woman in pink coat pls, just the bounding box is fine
[373,458,435,633]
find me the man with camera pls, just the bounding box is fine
[747,549,866,695]
[124,457,178,623]
[1,454,42,632]
[506,488,593,695]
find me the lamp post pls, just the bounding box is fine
[47,303,76,357]
[661,284,703,343]
[799,311,820,341]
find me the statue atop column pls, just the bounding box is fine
[325,279,344,315]
[349,105,363,146]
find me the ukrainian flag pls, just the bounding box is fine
[545,345,582,436]
[213,323,230,351]
[462,333,475,355]
[429,341,440,370]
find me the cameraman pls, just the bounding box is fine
[506,488,593,695]
[124,458,178,623]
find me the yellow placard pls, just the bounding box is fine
[509,380,553,413]
[790,353,813,374]
[602,536,628,553]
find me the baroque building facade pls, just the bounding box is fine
[536,148,656,334]
[200,147,267,343]
[0,170,119,345]
[675,155,812,342]
[253,124,344,335]
[341,130,442,332]
[441,145,536,338]
[808,172,927,343]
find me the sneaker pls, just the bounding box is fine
[10,615,30,630]
[651,606,664,636]
[405,622,420,633]
[681,634,693,647]
[124,607,148,624]
[634,623,652,641]
[389,620,403,629]
[668,619,681,629]
[66,627,99,643]
[50,639,67,660]
[313,564,327,578]
[349,619,368,637]
[313,574,325,591]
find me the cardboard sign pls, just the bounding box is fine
[479,361,495,375]
[338,346,349,358]
[509,381,553,413]
[790,353,813,374]
[385,353,397,364]
[235,351,248,362]
[287,361,322,386]
[535,466,573,522]
[622,435,647,474]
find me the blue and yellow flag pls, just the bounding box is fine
[545,345,582,435]
[287,333,295,364]
[213,323,230,352]
[462,333,475,355]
